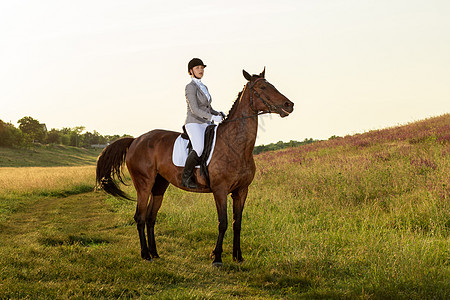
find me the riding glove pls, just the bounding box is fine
[211,115,223,124]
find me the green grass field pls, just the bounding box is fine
[0,114,448,299]
[0,144,100,167]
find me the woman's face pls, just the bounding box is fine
[191,65,204,79]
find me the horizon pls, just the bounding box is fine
[3,113,448,147]
[1,1,449,146]
[0,113,450,147]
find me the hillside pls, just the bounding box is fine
[257,113,449,161]
[254,113,449,211]
[0,145,101,167]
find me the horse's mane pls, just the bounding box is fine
[224,87,245,121]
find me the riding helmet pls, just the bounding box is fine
[188,58,206,75]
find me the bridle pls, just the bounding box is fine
[222,78,277,123]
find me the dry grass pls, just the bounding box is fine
[0,166,96,196]
[0,166,96,222]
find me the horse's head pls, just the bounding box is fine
[243,68,294,117]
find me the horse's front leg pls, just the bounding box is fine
[231,187,248,263]
[211,190,228,266]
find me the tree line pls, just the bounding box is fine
[253,138,317,154]
[1,116,317,153]
[0,116,132,148]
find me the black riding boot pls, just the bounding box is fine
[181,150,200,189]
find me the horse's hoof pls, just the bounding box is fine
[212,261,223,268]
[142,255,153,262]
[233,257,245,263]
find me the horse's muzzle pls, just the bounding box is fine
[278,100,294,117]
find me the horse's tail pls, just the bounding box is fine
[96,137,135,200]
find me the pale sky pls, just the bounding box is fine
[1,0,449,145]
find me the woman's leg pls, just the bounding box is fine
[185,123,208,156]
[182,123,208,188]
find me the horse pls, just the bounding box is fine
[96,68,294,266]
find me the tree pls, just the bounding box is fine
[81,131,103,147]
[0,120,8,146]
[69,132,78,146]
[69,126,85,147]
[0,120,24,147]
[17,116,46,143]
[46,129,62,144]
[61,134,70,145]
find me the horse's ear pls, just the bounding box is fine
[260,67,265,78]
[243,70,252,81]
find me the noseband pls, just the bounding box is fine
[249,78,279,115]
[223,78,277,123]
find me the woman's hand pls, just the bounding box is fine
[211,115,223,124]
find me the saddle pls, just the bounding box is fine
[181,125,216,186]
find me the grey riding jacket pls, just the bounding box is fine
[184,80,219,125]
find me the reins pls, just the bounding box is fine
[222,78,274,123]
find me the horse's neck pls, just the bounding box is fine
[221,88,258,159]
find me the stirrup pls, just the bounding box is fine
[182,177,198,189]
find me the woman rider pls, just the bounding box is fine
[182,58,224,189]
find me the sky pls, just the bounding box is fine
[1,0,449,145]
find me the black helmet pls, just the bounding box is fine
[188,58,206,75]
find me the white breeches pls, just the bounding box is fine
[185,123,209,156]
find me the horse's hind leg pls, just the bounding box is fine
[146,174,169,258]
[133,175,155,261]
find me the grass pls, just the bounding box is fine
[0,166,96,195]
[0,144,100,167]
[0,114,448,299]
[0,166,95,222]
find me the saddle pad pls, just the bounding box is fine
[172,125,218,167]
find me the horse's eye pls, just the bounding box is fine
[261,86,266,90]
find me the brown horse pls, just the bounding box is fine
[96,69,294,266]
